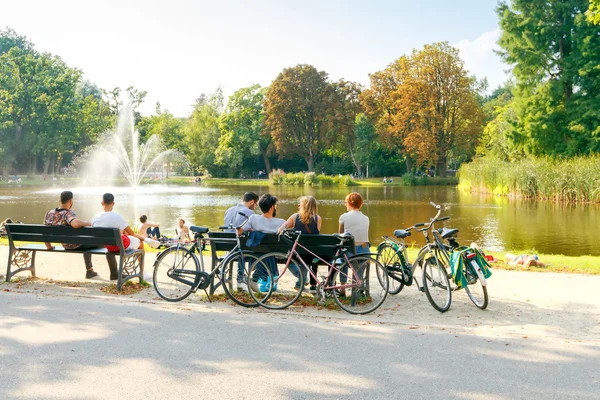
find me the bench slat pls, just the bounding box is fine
[15,244,143,256]
[9,233,120,246]
[207,232,354,258]
[6,224,117,238]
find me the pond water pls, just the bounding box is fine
[0,184,598,256]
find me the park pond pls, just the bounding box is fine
[0,184,598,257]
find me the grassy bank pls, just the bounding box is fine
[356,176,458,187]
[458,156,600,202]
[1,237,597,275]
[399,246,600,275]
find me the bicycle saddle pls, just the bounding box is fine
[333,232,353,241]
[190,226,209,234]
[438,227,458,239]
[394,229,411,239]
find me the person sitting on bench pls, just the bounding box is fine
[43,190,109,279]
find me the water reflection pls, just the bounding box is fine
[0,184,598,256]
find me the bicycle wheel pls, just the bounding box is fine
[153,246,200,302]
[247,252,305,310]
[376,243,405,295]
[220,252,260,307]
[463,259,489,310]
[333,255,389,314]
[422,257,452,313]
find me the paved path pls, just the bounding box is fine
[1,246,599,399]
[1,292,599,400]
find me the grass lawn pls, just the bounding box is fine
[398,246,600,275]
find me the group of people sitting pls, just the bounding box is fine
[222,191,370,294]
[42,191,161,280]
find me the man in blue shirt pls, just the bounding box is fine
[223,192,259,230]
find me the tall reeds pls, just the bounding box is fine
[458,156,600,202]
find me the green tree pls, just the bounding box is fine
[331,80,366,175]
[497,0,600,155]
[0,29,112,175]
[264,64,338,171]
[216,84,272,175]
[184,89,223,175]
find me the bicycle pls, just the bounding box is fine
[152,214,262,307]
[246,230,389,315]
[377,202,489,310]
[375,201,453,312]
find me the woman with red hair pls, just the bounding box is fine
[337,192,370,295]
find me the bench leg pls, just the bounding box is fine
[6,249,36,282]
[117,253,144,290]
[117,257,124,291]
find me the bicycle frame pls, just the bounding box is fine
[160,216,251,295]
[281,232,362,291]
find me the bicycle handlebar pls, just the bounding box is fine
[218,212,252,231]
[406,201,445,232]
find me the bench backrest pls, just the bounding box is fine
[207,231,355,259]
[6,224,122,248]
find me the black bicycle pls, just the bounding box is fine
[152,213,262,307]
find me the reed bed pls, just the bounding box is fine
[458,156,600,202]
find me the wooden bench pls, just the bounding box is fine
[5,224,145,291]
[208,231,355,272]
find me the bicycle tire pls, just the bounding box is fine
[463,259,489,310]
[247,252,305,310]
[333,255,389,315]
[376,243,405,295]
[422,257,452,313]
[153,246,200,302]
[220,252,260,308]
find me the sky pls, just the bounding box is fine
[0,0,509,117]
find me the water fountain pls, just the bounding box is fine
[78,100,175,189]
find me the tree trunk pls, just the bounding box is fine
[436,156,447,178]
[262,153,272,175]
[43,153,53,175]
[405,155,413,174]
[306,155,314,172]
[29,156,37,177]
[353,162,362,177]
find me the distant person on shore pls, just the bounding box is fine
[338,192,370,295]
[224,192,259,231]
[280,196,322,293]
[138,215,161,239]
[506,253,547,268]
[1,218,14,236]
[176,218,191,241]
[43,191,105,279]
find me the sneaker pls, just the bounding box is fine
[237,281,248,292]
[309,286,317,294]
[86,269,98,279]
[145,238,160,249]
[249,280,260,293]
[110,273,119,281]
[335,288,346,297]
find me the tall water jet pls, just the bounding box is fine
[76,100,176,189]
